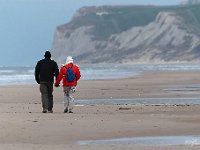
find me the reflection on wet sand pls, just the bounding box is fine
[79,136,200,146]
[76,97,200,105]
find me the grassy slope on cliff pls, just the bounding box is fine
[64,4,200,40]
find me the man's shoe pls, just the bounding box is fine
[48,110,53,113]
[64,108,68,113]
[43,109,47,113]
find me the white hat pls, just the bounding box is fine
[66,56,73,64]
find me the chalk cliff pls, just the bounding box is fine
[52,5,200,64]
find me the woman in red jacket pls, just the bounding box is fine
[55,56,81,113]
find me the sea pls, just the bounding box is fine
[1,63,200,86]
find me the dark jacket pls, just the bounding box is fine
[35,58,59,84]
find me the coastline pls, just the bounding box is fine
[1,70,200,149]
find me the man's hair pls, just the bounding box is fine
[44,51,51,58]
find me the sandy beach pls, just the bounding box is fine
[1,71,200,149]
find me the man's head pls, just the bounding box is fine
[66,56,73,64]
[44,51,51,59]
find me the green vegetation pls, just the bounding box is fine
[70,4,200,40]
[176,5,200,33]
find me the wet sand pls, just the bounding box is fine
[0,71,200,149]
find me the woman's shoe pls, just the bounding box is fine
[69,110,73,113]
[64,108,68,113]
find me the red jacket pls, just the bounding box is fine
[55,63,81,86]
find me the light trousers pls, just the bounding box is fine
[63,86,75,111]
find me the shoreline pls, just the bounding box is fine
[2,70,199,101]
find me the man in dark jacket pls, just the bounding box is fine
[35,51,59,113]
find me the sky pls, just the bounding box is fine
[0,0,182,66]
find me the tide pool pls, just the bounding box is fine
[79,135,200,146]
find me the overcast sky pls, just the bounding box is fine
[0,0,182,66]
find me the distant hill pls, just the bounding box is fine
[181,0,200,5]
[52,4,200,64]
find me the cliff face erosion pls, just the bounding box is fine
[52,5,200,64]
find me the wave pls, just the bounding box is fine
[0,64,200,85]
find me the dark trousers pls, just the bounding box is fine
[40,82,53,110]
